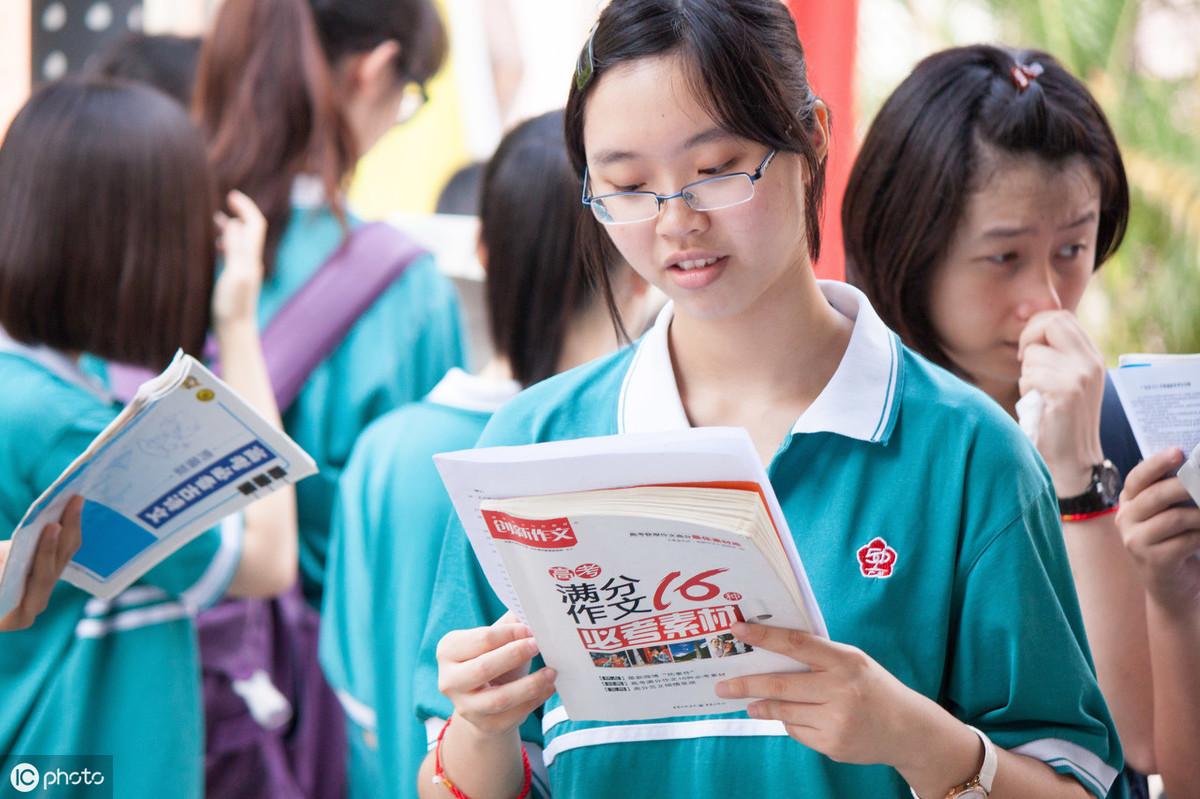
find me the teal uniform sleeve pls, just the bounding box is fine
[286,254,467,603]
[949,485,1124,798]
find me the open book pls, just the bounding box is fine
[1110,353,1200,504]
[435,427,826,722]
[0,352,316,617]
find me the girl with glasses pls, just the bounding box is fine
[414,2,1123,798]
[195,0,463,610]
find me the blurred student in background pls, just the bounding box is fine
[320,109,647,798]
[0,79,296,799]
[195,0,463,610]
[190,2,466,794]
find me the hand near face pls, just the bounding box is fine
[715,622,933,767]
[1017,310,1106,496]
[1116,449,1200,613]
[212,190,268,328]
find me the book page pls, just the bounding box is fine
[485,505,813,721]
[434,427,826,639]
[0,355,316,616]
[1110,355,1200,458]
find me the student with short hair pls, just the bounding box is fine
[415,3,1124,798]
[0,79,295,798]
[194,0,465,608]
[842,45,1151,797]
[321,109,646,799]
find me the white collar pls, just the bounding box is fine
[426,367,521,414]
[290,174,327,209]
[0,327,116,405]
[617,280,902,444]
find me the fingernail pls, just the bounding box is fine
[524,638,540,655]
[746,703,762,719]
[731,622,749,636]
[714,681,733,698]
[542,668,557,682]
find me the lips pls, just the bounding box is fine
[674,256,721,271]
[665,255,728,290]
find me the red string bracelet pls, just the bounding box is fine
[433,716,532,799]
[1062,505,1119,523]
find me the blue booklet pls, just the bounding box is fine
[0,352,316,616]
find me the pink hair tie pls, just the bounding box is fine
[1010,62,1045,93]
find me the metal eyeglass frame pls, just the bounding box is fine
[581,149,778,225]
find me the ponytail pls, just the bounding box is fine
[195,0,356,269]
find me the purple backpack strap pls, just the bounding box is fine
[108,221,428,409]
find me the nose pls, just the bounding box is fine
[655,193,708,242]
[1013,260,1064,321]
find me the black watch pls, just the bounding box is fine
[1058,460,1121,516]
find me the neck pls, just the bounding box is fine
[556,300,624,374]
[479,357,514,383]
[975,376,1021,419]
[669,271,853,416]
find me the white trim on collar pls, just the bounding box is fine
[0,328,116,405]
[426,367,520,414]
[617,281,901,443]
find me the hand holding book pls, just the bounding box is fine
[1116,449,1200,614]
[0,496,81,631]
[435,612,557,737]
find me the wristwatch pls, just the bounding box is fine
[1058,459,1121,516]
[910,726,997,799]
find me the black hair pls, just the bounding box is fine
[481,111,606,386]
[87,33,202,106]
[843,44,1129,372]
[0,80,216,368]
[564,0,829,334]
[436,162,486,216]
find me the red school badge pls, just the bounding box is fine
[857,537,897,578]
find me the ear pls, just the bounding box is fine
[344,40,402,99]
[475,233,489,275]
[809,99,831,166]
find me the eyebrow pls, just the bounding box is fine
[981,210,1098,239]
[590,127,735,167]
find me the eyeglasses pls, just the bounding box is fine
[396,81,429,125]
[581,149,777,225]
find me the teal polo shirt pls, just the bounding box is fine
[320,369,519,799]
[0,341,242,799]
[262,190,467,606]
[415,282,1124,798]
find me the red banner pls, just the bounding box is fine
[786,0,859,282]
